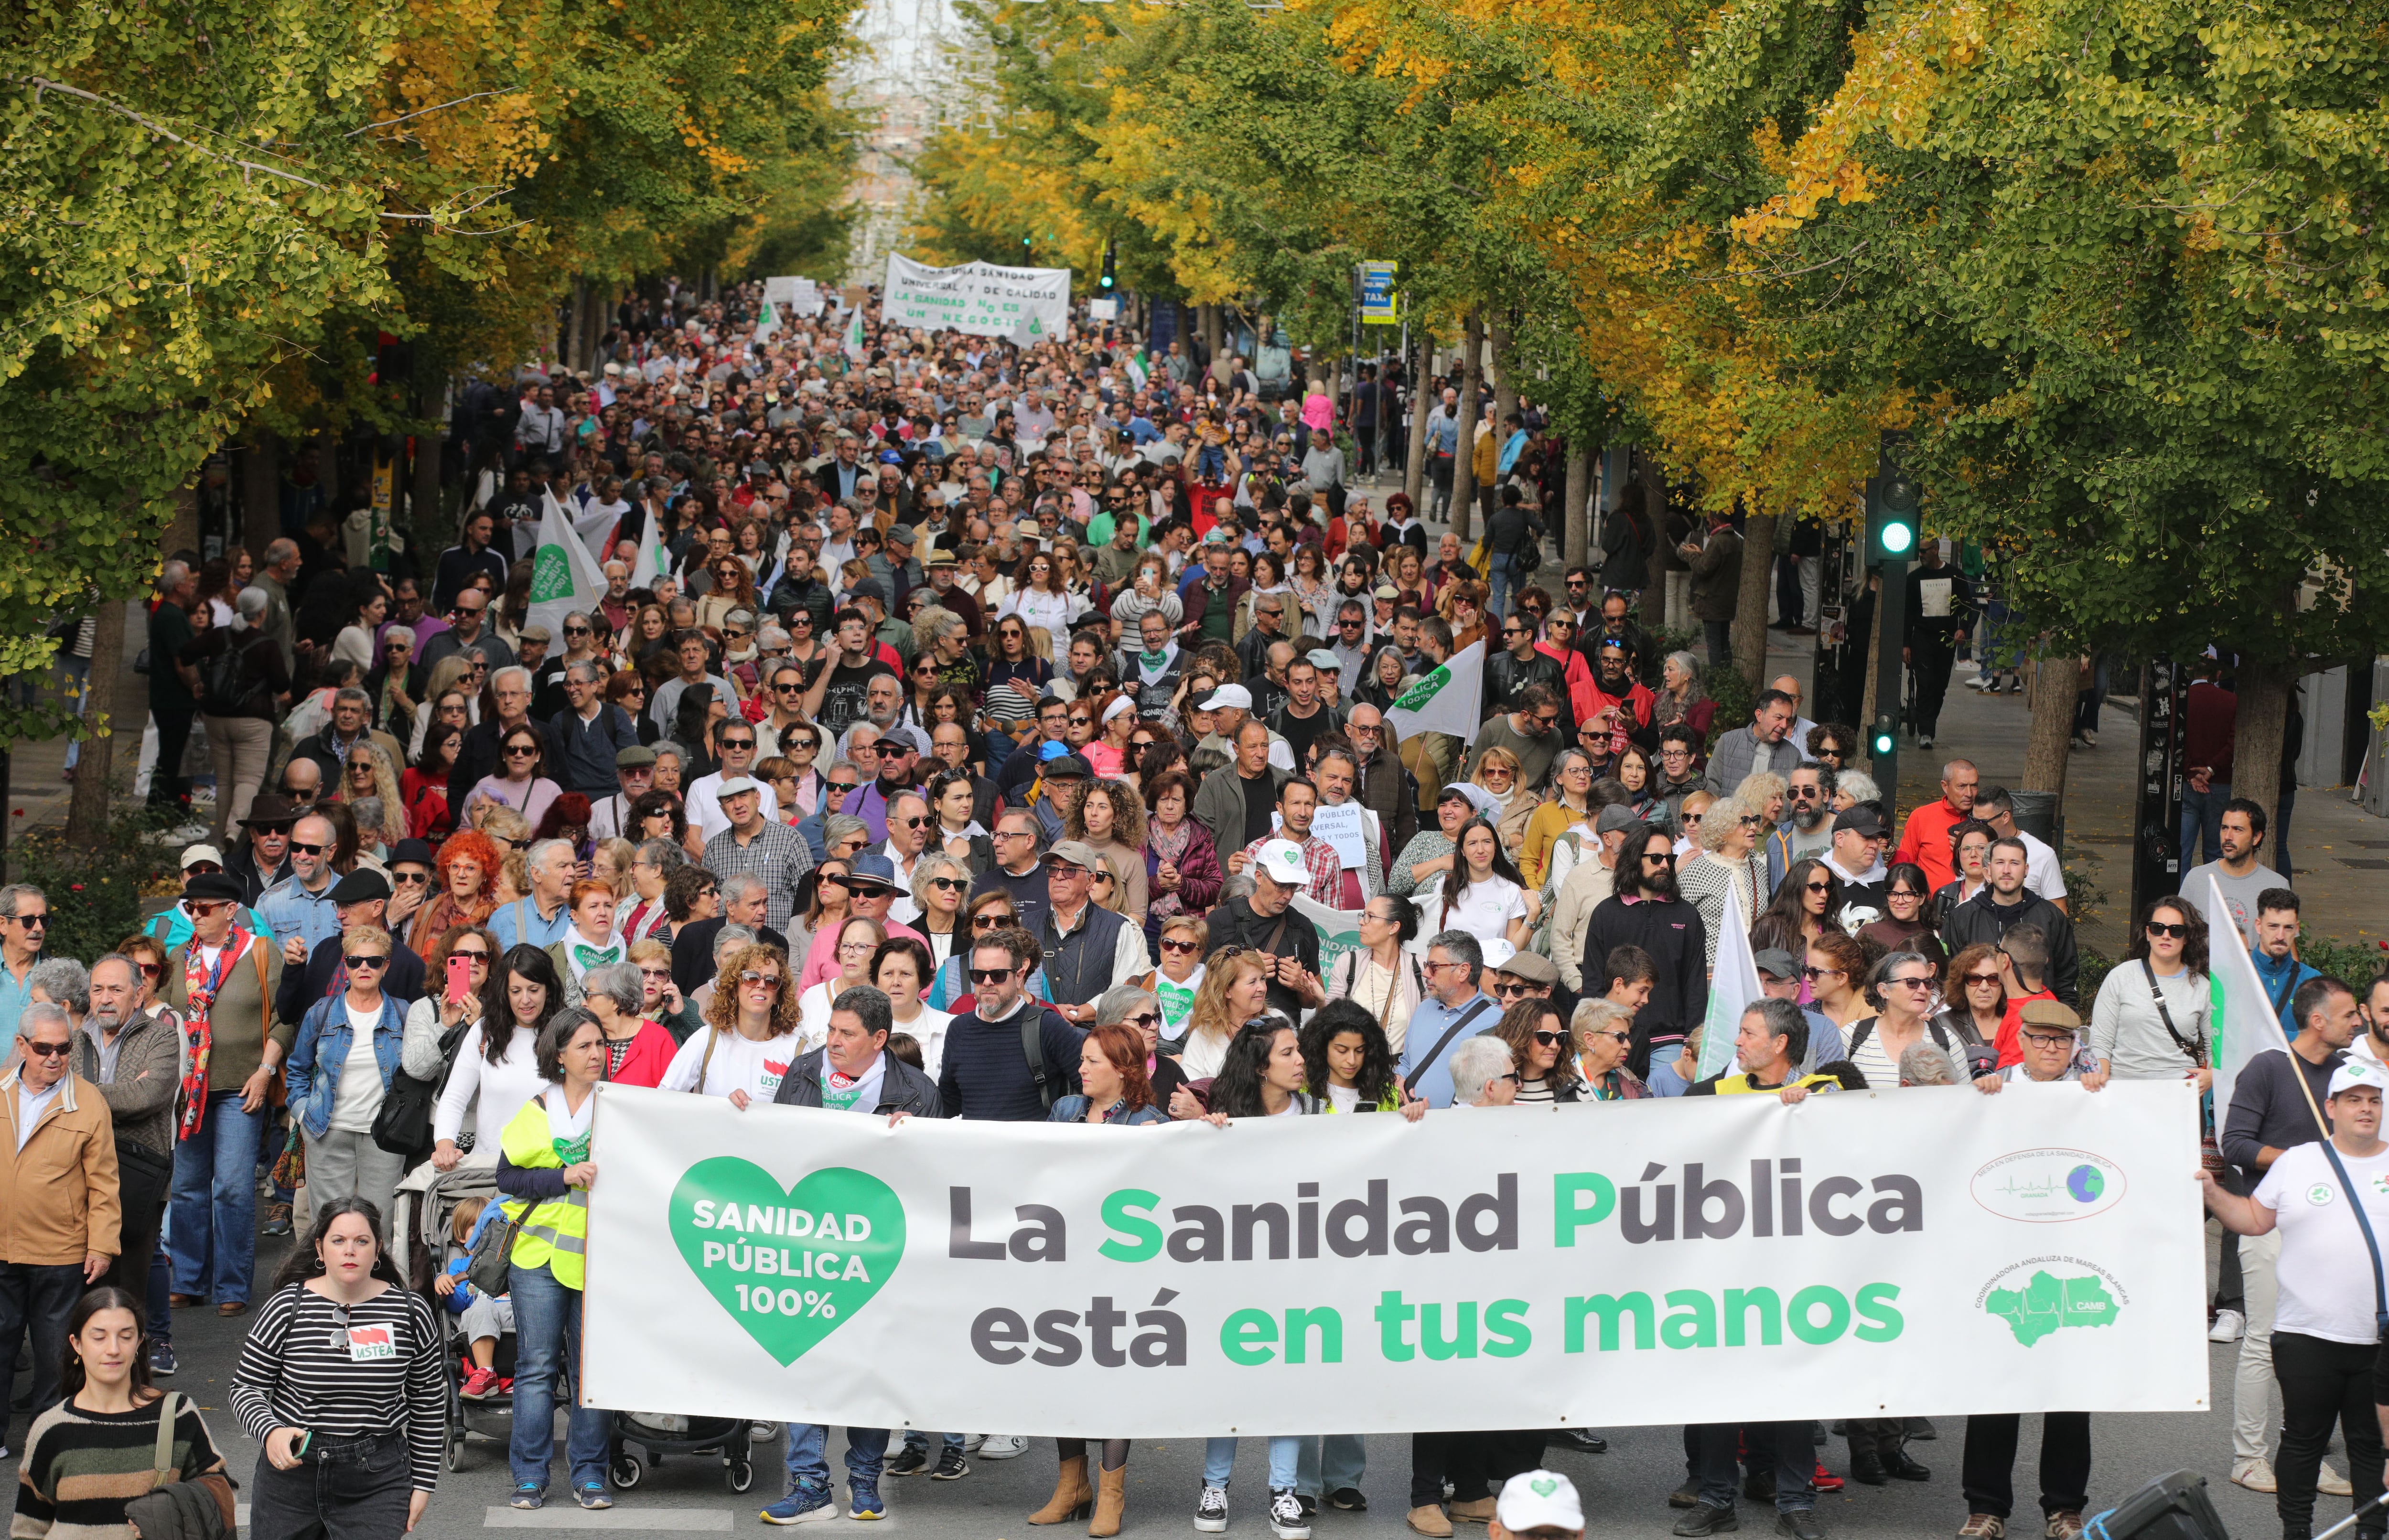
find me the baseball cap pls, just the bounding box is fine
[328,869,392,905]
[713,776,762,802]
[179,843,225,872]
[1200,684,1253,712]
[1040,752,1091,780]
[1496,1471,1584,1536]
[1251,838,1309,889]
[1043,840,1107,874]
[1833,805,1887,838]
[1752,948,1800,981]
[850,578,890,608]
[2333,1061,2382,1098]
[615,745,658,769]
[888,524,916,546]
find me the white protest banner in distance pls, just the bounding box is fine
[883,252,1071,340]
[581,1081,2206,1437]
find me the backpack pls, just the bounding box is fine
[199,637,261,713]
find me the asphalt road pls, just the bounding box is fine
[0,1226,2327,1540]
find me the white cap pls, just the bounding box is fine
[714,776,762,802]
[1496,1471,1584,1535]
[1251,838,1309,889]
[1199,684,1252,712]
[180,843,226,870]
[2331,1061,2381,1098]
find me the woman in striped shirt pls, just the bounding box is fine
[230,1198,444,1540]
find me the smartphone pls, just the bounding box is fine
[294,1430,313,1458]
[446,954,473,1006]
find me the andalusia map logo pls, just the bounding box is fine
[1974,1255,2125,1346]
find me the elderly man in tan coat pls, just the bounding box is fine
[0,1001,119,1453]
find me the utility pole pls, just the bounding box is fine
[1863,433,1918,826]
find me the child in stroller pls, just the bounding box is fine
[434,1196,515,1401]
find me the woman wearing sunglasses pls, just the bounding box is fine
[984,618,1054,733]
[459,726,563,831]
[1571,999,1650,1100]
[662,941,803,1106]
[280,925,409,1215]
[1752,857,1843,986]
[1489,995,1583,1104]
[2085,898,2212,1094]
[411,930,544,1171]
[1937,944,2013,1064]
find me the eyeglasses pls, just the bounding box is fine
[1802,965,1842,980]
[1531,1030,1566,1048]
[1640,851,1674,865]
[720,738,754,750]
[21,1041,69,1059]
[973,913,1014,930]
[344,954,390,970]
[1787,787,1819,800]
[1885,975,1937,991]
[505,745,540,758]
[739,971,785,990]
[927,876,967,892]
[1803,881,1831,894]
[969,965,1020,984]
[1491,981,1534,998]
[1159,937,1201,954]
[2146,920,2188,940]
[1125,1011,1162,1030]
[393,871,430,886]
[186,901,232,918]
[290,842,326,856]
[639,967,672,981]
[1965,972,2002,987]
[135,962,163,980]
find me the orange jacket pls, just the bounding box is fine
[0,1069,121,1265]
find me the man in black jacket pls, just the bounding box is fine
[1580,823,1708,1079]
[775,985,943,1116]
[1485,610,1567,726]
[1941,837,2080,1005]
[272,869,426,1024]
[1205,840,1327,1021]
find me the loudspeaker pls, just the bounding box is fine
[2085,1471,2229,1540]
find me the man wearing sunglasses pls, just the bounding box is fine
[1580,824,1708,1081]
[940,925,1084,1122]
[0,1000,120,1445]
[272,868,427,1027]
[1762,763,1838,890]
[702,777,811,934]
[419,586,515,675]
[0,885,48,1045]
[688,719,781,845]
[223,793,298,907]
[256,813,343,963]
[1486,607,1567,728]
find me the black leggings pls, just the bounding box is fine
[2272,1331,2386,1538]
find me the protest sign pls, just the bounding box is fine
[883,253,1071,340]
[582,1081,2206,1436]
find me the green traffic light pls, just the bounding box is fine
[1873,730,1895,754]
[1880,521,1915,556]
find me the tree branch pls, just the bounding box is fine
[347,88,525,137]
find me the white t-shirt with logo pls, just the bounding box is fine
[2254,1140,2389,1344]
[1440,876,1528,949]
[660,1027,800,1103]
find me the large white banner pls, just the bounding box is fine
[883,253,1071,340]
[581,1081,2206,1436]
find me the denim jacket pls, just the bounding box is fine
[284,993,408,1139]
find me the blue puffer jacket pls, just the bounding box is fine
[283,992,409,1139]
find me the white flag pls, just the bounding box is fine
[529,489,609,640]
[753,299,782,346]
[1696,894,1766,1081]
[628,503,668,592]
[844,304,866,361]
[2206,872,2310,1144]
[1385,640,1486,745]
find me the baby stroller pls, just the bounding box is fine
[608,1412,755,1494]
[395,1163,516,1472]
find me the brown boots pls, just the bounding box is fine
[1088,1462,1127,1537]
[1030,1454,1095,1525]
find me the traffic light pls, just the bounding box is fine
[1098,241,1117,291]
[1872,717,1898,758]
[1864,459,1918,566]
[1021,235,1033,265]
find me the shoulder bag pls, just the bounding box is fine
[372,1011,471,1159]
[2141,961,2227,1175]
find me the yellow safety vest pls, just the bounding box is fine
[500,1092,590,1291]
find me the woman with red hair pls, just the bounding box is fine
[409,827,500,955]
[1378,490,1427,558]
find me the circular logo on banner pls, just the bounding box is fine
[2308,1183,2339,1207]
[1970,1148,2128,1223]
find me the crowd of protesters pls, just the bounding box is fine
[1,283,2374,1540]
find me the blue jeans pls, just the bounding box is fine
[1197,446,1227,481]
[1486,553,1519,620]
[509,1261,610,1492]
[1294,1434,1366,1499]
[1695,1419,1815,1514]
[1203,1435,1302,1491]
[168,1093,260,1305]
[901,1430,964,1456]
[786,1424,889,1493]
[2180,780,2231,867]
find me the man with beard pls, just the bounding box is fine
[1597,590,1663,689]
[799,607,899,738]
[1485,612,1566,727]
[1122,609,1184,717]
[1580,823,1709,1080]
[920,549,983,641]
[1763,761,1838,887]
[1582,638,1657,750]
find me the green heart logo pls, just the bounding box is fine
[670,1158,906,1366]
[1532,1477,1558,1497]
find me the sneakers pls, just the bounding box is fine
[461,1367,501,1401]
[1194,1483,1230,1533]
[259,1201,293,1237]
[886,1447,929,1477]
[1811,1464,1843,1494]
[1674,1502,1740,1536]
[1918,734,1935,749]
[148,1341,177,1377]
[980,1433,1027,1460]
[1777,1513,1826,1540]
[751,1421,782,1442]
[2046,1512,2085,1540]
[931,1449,969,1480]
[2321,1462,2353,1497]
[1669,1482,1703,1509]
[1407,1506,1456,1539]
[761,1483,839,1525]
[1959,1516,2006,1539]
[1269,1487,1312,1540]
[2208,1309,2246,1343]
[2231,1456,2276,1494]
[575,1482,612,1511]
[962,1434,987,1453]
[1329,1487,1367,1511]
[510,1484,545,1510]
[849,1478,886,1520]
[1554,1428,1608,1453]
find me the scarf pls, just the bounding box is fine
[177,927,252,1142]
[1136,642,1180,683]
[1148,818,1195,921]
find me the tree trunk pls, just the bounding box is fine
[1860,571,1884,738]
[412,384,445,549]
[2231,655,2292,830]
[1563,443,1593,570]
[1402,349,1431,513]
[1489,312,1518,455]
[1731,510,1776,695]
[1200,303,1223,368]
[1451,310,1484,541]
[1639,456,1670,630]
[241,430,281,562]
[2023,651,2077,811]
[66,597,125,843]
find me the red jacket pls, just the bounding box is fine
[604,1020,682,1090]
